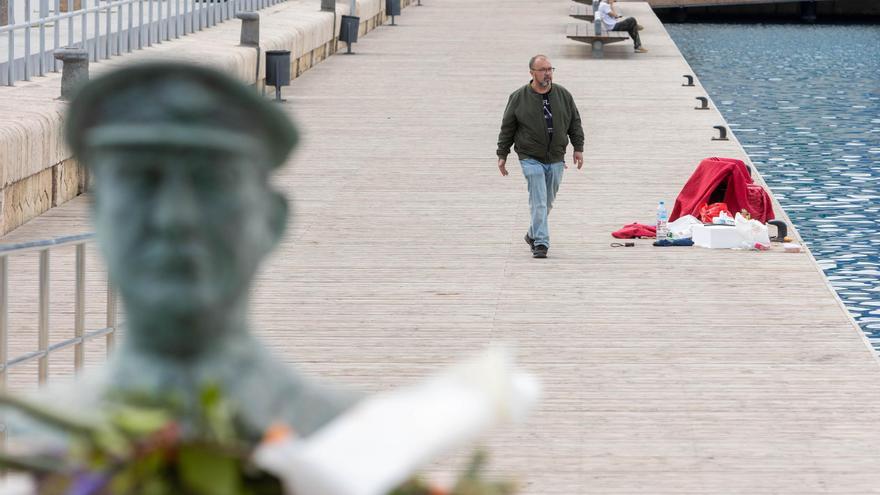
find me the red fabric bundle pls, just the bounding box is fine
[612,223,657,239]
[698,202,730,223]
[670,157,775,223]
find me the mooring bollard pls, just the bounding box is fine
[712,125,729,141]
[695,96,709,110]
[682,74,694,87]
[236,12,259,46]
[321,0,335,11]
[768,219,789,242]
[53,47,89,100]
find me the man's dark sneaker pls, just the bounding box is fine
[524,233,535,249]
[532,244,548,259]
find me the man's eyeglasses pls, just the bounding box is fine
[531,67,556,73]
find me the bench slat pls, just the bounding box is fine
[568,4,594,21]
[565,22,629,44]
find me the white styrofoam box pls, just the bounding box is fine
[692,224,743,249]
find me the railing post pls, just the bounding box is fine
[53,46,89,100]
[38,249,49,385]
[106,280,117,353]
[1,256,8,388]
[74,244,85,371]
[0,256,5,452]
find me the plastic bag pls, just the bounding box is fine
[734,213,770,250]
[667,215,701,239]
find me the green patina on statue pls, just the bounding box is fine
[63,62,353,441]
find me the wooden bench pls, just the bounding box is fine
[565,22,629,58]
[568,4,594,21]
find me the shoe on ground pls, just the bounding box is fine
[524,233,535,248]
[637,24,644,31]
[634,46,648,53]
[532,244,548,259]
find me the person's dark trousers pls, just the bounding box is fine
[612,17,641,49]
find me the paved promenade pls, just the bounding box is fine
[4,0,880,492]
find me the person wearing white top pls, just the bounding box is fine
[596,0,647,53]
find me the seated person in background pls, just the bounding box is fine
[597,0,647,53]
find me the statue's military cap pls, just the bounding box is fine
[66,62,298,169]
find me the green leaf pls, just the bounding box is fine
[92,427,132,459]
[199,384,237,443]
[178,444,241,495]
[0,451,67,474]
[0,392,97,437]
[111,406,172,437]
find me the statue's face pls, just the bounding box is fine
[90,147,283,317]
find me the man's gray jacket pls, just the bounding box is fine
[496,82,585,164]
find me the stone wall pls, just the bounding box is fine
[0,0,417,236]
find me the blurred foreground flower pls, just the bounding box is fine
[0,347,538,495]
[253,347,539,495]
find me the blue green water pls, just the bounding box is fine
[665,24,880,349]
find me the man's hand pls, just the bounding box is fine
[498,158,509,176]
[574,151,584,170]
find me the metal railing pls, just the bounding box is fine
[1,0,283,85]
[0,232,118,389]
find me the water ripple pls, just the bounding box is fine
[667,24,880,350]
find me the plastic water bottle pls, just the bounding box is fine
[656,201,669,240]
[594,15,602,34]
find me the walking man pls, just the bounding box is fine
[597,0,647,53]
[497,55,585,259]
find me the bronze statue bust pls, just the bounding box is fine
[64,62,354,441]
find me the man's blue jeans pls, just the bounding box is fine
[520,158,564,248]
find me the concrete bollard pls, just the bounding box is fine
[321,0,335,11]
[53,47,89,100]
[236,12,260,46]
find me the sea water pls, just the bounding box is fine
[666,24,880,350]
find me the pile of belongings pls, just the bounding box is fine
[670,156,774,223]
[611,157,777,250]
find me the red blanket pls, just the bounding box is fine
[612,223,656,239]
[670,157,775,223]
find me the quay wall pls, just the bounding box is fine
[649,0,880,20]
[0,0,417,236]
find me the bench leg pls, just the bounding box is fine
[591,40,604,58]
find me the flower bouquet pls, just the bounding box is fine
[0,349,538,495]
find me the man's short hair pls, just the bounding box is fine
[528,54,548,70]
